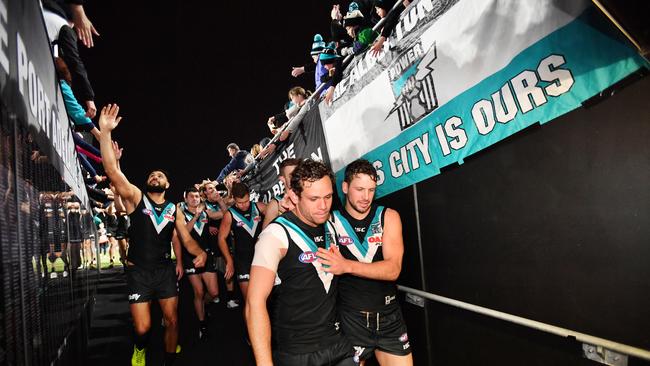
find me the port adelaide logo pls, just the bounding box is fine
[387,41,438,131]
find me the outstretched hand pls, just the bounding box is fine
[112,140,123,160]
[71,5,100,48]
[98,104,123,132]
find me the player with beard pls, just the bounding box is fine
[262,158,300,229]
[98,104,207,366]
[246,159,356,366]
[318,159,412,365]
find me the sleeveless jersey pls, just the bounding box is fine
[179,202,211,259]
[127,194,176,269]
[270,212,341,353]
[204,199,223,256]
[330,205,398,311]
[228,203,263,261]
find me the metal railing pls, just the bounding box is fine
[397,285,650,362]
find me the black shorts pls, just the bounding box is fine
[339,306,411,361]
[183,253,217,275]
[126,263,178,304]
[234,255,252,282]
[273,336,357,366]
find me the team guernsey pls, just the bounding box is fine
[228,203,263,281]
[330,205,397,311]
[126,194,178,304]
[256,212,354,364]
[329,204,411,360]
[180,202,215,274]
[204,199,223,257]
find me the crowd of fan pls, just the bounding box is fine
[40,0,410,240]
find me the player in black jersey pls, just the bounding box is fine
[262,158,300,229]
[177,187,219,339]
[199,180,238,307]
[247,159,356,366]
[319,159,412,365]
[218,182,266,300]
[98,104,207,366]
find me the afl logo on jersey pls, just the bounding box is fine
[142,208,152,216]
[298,251,318,263]
[338,236,353,246]
[236,221,246,227]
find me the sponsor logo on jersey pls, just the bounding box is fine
[368,235,383,244]
[314,235,324,243]
[299,251,318,263]
[253,216,261,222]
[399,332,409,343]
[355,227,366,233]
[338,236,354,246]
[164,214,175,220]
[385,295,396,305]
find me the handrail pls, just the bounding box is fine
[397,285,650,361]
[241,0,406,182]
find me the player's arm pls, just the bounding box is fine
[217,211,234,279]
[205,194,227,220]
[262,199,279,229]
[172,229,183,280]
[257,201,268,215]
[178,203,201,232]
[319,208,404,281]
[205,208,224,220]
[246,224,287,366]
[175,209,207,267]
[97,104,140,212]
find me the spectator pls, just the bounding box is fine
[290,34,332,93]
[55,57,101,139]
[267,86,311,135]
[42,0,100,48]
[320,43,343,104]
[216,143,252,182]
[41,3,97,118]
[341,4,379,57]
[250,144,263,158]
[370,0,407,56]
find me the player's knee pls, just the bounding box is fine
[164,314,178,329]
[134,320,151,335]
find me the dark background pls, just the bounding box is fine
[81,1,335,199]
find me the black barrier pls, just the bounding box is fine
[0,0,99,364]
[245,101,331,203]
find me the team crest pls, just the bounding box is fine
[370,221,382,235]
